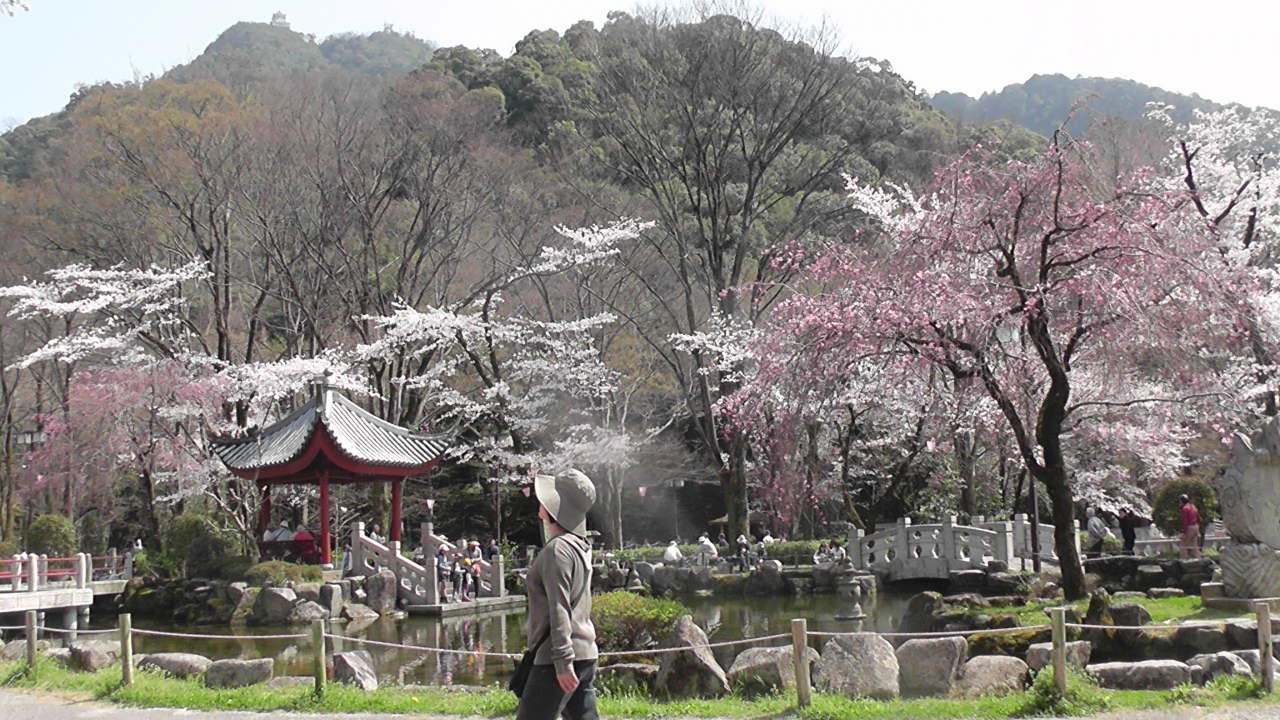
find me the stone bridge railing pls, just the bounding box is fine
[348,521,503,606]
[851,515,1081,581]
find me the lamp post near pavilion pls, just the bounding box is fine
[671,479,685,542]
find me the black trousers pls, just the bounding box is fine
[515,660,598,720]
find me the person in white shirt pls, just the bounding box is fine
[262,521,279,542]
[696,535,718,567]
[273,521,295,543]
[662,540,684,566]
[762,532,775,544]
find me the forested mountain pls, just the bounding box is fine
[930,73,1229,137]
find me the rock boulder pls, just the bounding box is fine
[1088,660,1193,690]
[205,658,275,688]
[1187,652,1252,682]
[68,640,121,672]
[654,615,729,698]
[1025,640,1091,672]
[896,636,966,698]
[252,587,298,625]
[138,652,212,678]
[288,601,330,625]
[725,644,819,695]
[365,569,398,615]
[813,633,898,700]
[333,650,378,692]
[953,655,1029,698]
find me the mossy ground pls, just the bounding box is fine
[1001,593,1243,628]
[4,658,1280,719]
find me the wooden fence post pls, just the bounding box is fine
[24,610,37,670]
[791,618,811,708]
[120,613,133,686]
[312,619,326,697]
[1050,607,1067,695]
[1258,602,1274,695]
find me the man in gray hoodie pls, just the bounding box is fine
[517,470,599,720]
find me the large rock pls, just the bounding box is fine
[333,650,378,692]
[293,583,322,604]
[953,655,1029,698]
[810,562,839,592]
[1109,602,1152,629]
[895,637,966,698]
[1187,652,1252,682]
[1,640,48,661]
[743,562,791,595]
[598,663,659,693]
[137,652,212,678]
[341,602,379,621]
[1231,650,1280,681]
[44,647,72,667]
[205,658,275,688]
[1225,618,1280,649]
[654,615,729,698]
[1088,660,1193,690]
[1025,641,1091,672]
[364,569,398,615]
[813,633,899,700]
[898,592,946,636]
[69,640,121,672]
[1176,623,1230,655]
[252,587,298,625]
[633,562,656,584]
[288,600,330,625]
[726,645,819,695]
[320,584,344,618]
[231,587,260,626]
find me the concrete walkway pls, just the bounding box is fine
[2,689,1278,720]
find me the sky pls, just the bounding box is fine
[3,0,1280,128]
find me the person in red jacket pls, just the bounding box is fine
[1179,494,1201,560]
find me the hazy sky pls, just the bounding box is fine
[3,0,1279,128]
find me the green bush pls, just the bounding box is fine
[1152,478,1218,538]
[591,591,688,652]
[0,536,18,558]
[25,514,76,557]
[245,560,323,587]
[1015,667,1109,716]
[159,514,217,577]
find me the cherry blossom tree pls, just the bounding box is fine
[743,139,1240,599]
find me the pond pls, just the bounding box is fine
[87,590,918,687]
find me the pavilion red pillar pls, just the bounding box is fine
[319,469,332,567]
[258,484,272,538]
[390,478,403,543]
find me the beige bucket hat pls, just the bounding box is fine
[534,469,596,537]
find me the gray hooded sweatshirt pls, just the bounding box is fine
[526,531,598,675]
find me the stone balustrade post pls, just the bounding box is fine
[896,517,912,564]
[994,521,1013,566]
[10,554,22,591]
[27,553,39,593]
[942,515,957,562]
[849,528,866,569]
[491,554,505,597]
[1012,514,1028,559]
[350,521,365,575]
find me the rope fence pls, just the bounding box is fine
[5,602,1278,707]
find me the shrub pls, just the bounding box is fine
[0,536,18,558]
[1015,667,1109,716]
[1152,478,1218,538]
[25,514,76,557]
[591,591,688,652]
[245,560,323,587]
[159,514,216,576]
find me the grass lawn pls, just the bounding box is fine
[1001,594,1246,628]
[3,657,1280,719]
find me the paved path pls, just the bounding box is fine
[2,689,1278,720]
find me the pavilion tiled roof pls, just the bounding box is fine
[211,388,450,472]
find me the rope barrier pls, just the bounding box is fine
[597,632,793,657]
[327,633,522,660]
[809,624,1051,639]
[132,628,308,641]
[1066,622,1178,632]
[34,626,118,636]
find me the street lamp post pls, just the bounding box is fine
[671,479,685,542]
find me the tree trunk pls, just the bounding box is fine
[1038,463,1085,600]
[723,436,750,540]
